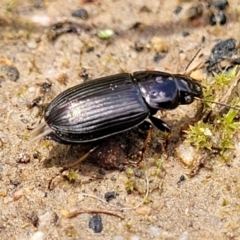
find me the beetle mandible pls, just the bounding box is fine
[31,71,203,143]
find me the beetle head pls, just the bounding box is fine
[174,74,203,105]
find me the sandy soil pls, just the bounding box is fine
[0,0,240,239]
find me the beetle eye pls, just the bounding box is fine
[149,90,158,98]
[195,84,202,93]
[184,95,193,104]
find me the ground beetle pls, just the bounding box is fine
[31,71,203,143]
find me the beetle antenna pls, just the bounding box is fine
[30,121,53,142]
[195,97,240,111]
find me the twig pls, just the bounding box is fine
[65,209,124,220]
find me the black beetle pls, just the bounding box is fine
[31,71,202,143]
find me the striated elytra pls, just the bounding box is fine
[31,71,202,144]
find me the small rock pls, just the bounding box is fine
[210,0,229,10]
[130,236,140,240]
[174,6,182,15]
[30,231,45,240]
[153,53,165,63]
[149,226,160,237]
[89,214,103,233]
[0,65,19,81]
[113,236,124,240]
[97,29,114,39]
[16,153,31,164]
[190,69,203,81]
[177,142,197,167]
[135,206,153,216]
[27,40,38,49]
[209,11,227,26]
[72,8,89,19]
[150,37,168,53]
[13,188,25,201]
[179,231,189,240]
[27,212,39,227]
[104,191,118,202]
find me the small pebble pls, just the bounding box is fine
[190,69,203,81]
[150,226,160,237]
[177,175,186,184]
[174,6,182,15]
[104,191,118,202]
[130,236,140,240]
[33,153,39,159]
[38,212,52,228]
[150,36,168,53]
[0,65,19,81]
[27,40,38,49]
[187,4,203,21]
[31,15,51,27]
[182,32,190,37]
[153,53,164,63]
[0,132,9,143]
[21,119,29,124]
[177,142,197,167]
[89,214,103,233]
[113,237,124,240]
[16,153,31,164]
[10,179,20,187]
[134,41,144,52]
[210,0,229,10]
[30,231,45,240]
[209,11,227,25]
[27,212,39,227]
[179,231,188,240]
[97,29,114,39]
[72,8,89,19]
[13,188,25,201]
[135,206,153,216]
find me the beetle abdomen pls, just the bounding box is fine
[45,73,149,143]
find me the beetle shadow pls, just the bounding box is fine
[42,126,157,177]
[42,107,203,182]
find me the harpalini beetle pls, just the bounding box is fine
[31,71,203,144]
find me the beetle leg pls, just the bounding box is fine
[131,121,153,165]
[48,145,99,190]
[141,123,153,156]
[62,145,99,168]
[149,115,171,132]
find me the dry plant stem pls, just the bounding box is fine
[217,70,240,111]
[66,209,125,220]
[184,49,204,75]
[196,70,240,113]
[79,173,150,211]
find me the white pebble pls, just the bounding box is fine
[130,236,140,240]
[150,226,160,237]
[30,231,45,240]
[113,236,124,240]
[179,231,188,240]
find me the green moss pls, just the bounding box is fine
[186,68,240,158]
[17,86,28,97]
[65,226,77,237]
[65,169,79,183]
[42,140,53,149]
[185,121,213,150]
[22,133,29,140]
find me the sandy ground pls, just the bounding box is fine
[0,0,240,239]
